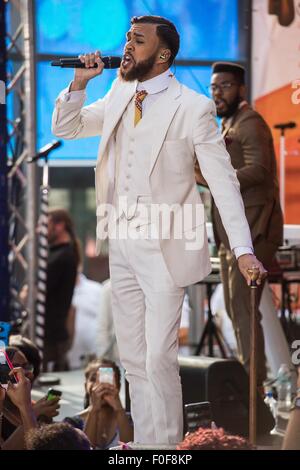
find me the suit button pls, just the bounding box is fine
[124,187,129,192]
[126,174,130,179]
[128,162,132,168]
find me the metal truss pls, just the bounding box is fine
[0,0,9,322]
[6,0,37,338]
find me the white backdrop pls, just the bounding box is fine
[252,0,300,100]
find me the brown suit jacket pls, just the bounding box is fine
[196,104,283,251]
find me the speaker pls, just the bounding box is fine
[179,356,275,437]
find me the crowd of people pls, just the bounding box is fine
[0,337,132,450]
[1,334,299,450]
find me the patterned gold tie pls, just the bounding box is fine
[134,90,148,126]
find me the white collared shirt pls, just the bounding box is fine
[135,68,174,116]
[58,68,173,109]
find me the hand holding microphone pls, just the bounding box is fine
[51,50,121,90]
[69,50,104,91]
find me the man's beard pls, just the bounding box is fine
[119,52,157,82]
[216,95,241,118]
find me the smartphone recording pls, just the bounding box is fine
[98,367,114,385]
[46,388,62,401]
[0,349,18,389]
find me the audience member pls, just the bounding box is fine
[44,208,80,371]
[9,335,41,383]
[1,347,59,447]
[65,358,133,449]
[0,367,37,450]
[25,422,91,450]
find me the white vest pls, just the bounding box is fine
[114,97,153,220]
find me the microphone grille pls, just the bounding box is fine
[104,56,121,69]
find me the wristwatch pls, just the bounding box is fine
[290,396,300,411]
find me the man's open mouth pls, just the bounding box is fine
[121,53,135,67]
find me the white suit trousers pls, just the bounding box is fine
[108,220,184,444]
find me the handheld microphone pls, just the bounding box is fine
[51,56,121,69]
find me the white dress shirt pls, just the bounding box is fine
[135,68,173,114]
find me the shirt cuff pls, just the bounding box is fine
[234,246,254,259]
[58,82,86,103]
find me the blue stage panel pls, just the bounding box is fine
[37,0,242,60]
[173,66,212,97]
[37,62,118,162]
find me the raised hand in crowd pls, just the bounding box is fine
[89,383,108,412]
[1,368,37,450]
[6,368,32,411]
[70,50,104,91]
[65,359,133,449]
[96,383,123,412]
[33,395,61,422]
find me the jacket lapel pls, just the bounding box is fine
[222,103,250,138]
[149,77,182,175]
[222,120,231,138]
[97,79,137,166]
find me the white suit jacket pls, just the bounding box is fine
[52,76,252,287]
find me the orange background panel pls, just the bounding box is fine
[255,83,300,224]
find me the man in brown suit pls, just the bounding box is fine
[196,62,283,386]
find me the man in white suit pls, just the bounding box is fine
[52,16,266,444]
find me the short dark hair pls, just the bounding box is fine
[9,335,41,381]
[25,423,91,450]
[131,15,180,65]
[212,62,246,85]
